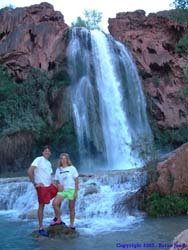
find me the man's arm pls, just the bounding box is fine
[28,165,37,187]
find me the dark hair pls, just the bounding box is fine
[42,145,51,152]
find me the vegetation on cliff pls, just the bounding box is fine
[151,123,188,147]
[0,65,77,169]
[146,192,188,217]
[150,3,188,149]
[148,11,188,147]
[161,0,188,26]
[175,35,188,55]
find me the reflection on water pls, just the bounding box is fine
[0,215,188,250]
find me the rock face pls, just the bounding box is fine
[147,143,188,195]
[0,2,69,81]
[108,10,188,129]
[1,5,188,173]
[0,3,71,172]
[0,131,33,173]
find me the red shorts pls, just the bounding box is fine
[36,184,57,204]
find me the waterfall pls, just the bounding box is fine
[0,171,146,233]
[67,28,152,170]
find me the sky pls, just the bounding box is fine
[0,0,173,31]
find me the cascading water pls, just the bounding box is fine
[67,28,152,170]
[0,171,146,234]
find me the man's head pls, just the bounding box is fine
[42,145,51,159]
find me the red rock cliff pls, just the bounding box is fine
[0,3,70,172]
[0,2,68,81]
[108,10,188,130]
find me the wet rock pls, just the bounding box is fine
[32,224,79,239]
[147,143,188,195]
[19,209,38,219]
[19,210,53,220]
[170,229,188,250]
[113,190,145,215]
[83,183,100,196]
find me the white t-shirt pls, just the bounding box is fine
[31,156,53,187]
[54,166,79,190]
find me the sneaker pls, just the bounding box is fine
[70,226,76,230]
[39,229,48,237]
[50,217,66,226]
[50,220,63,226]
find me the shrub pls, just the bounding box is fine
[131,133,156,163]
[158,9,188,26]
[175,35,188,55]
[153,123,188,147]
[0,65,76,154]
[182,64,188,83]
[176,86,188,100]
[153,77,161,87]
[146,192,188,217]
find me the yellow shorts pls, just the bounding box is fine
[57,189,75,200]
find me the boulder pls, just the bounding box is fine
[83,183,100,196]
[32,224,79,239]
[147,143,188,195]
[170,230,188,250]
[113,189,145,215]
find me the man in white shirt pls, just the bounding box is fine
[28,145,57,237]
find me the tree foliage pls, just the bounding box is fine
[72,9,103,30]
[172,0,188,9]
[0,66,51,136]
[71,16,87,28]
[0,65,78,159]
[146,192,188,217]
[175,35,188,55]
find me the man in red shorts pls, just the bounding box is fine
[28,145,57,237]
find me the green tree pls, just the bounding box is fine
[72,9,103,30]
[6,4,15,9]
[0,66,51,136]
[175,35,188,55]
[71,16,87,28]
[84,9,102,30]
[172,0,188,9]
